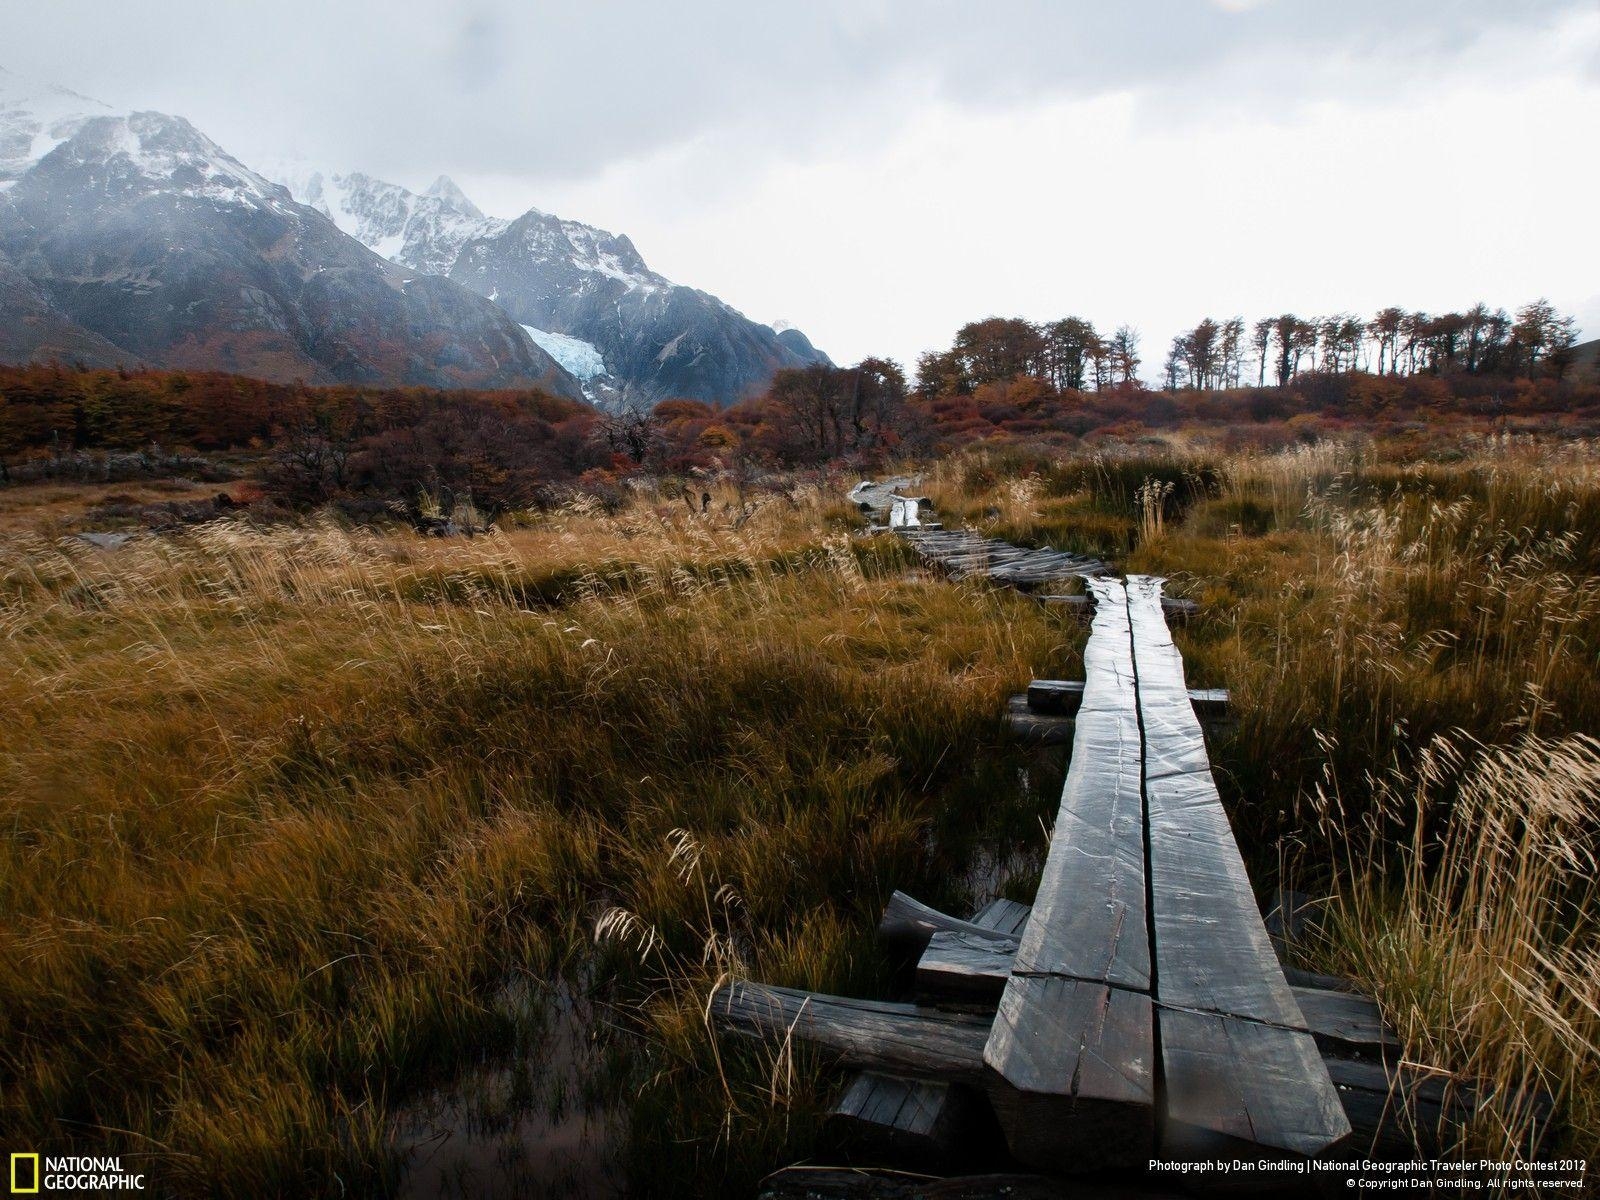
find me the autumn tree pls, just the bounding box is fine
[1108,325,1141,386]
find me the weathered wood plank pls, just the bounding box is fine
[1129,577,1304,1026]
[1160,1007,1351,1159]
[983,576,1155,1170]
[917,930,1015,999]
[1127,574,1350,1156]
[710,982,991,1083]
[1010,579,1150,990]
[970,897,1031,937]
[1026,679,1230,720]
[984,976,1155,1170]
[1294,986,1400,1056]
[1282,965,1359,992]
[878,890,1019,956]
[826,1072,977,1167]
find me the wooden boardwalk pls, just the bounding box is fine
[710,564,1525,1190]
[899,528,1108,587]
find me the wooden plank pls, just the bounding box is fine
[917,929,1400,1057]
[970,897,1031,937]
[710,982,990,1083]
[917,930,1014,999]
[1282,965,1359,992]
[1159,1007,1351,1158]
[826,1072,977,1167]
[1293,986,1400,1056]
[1126,574,1350,1156]
[1128,576,1303,1025]
[1010,578,1149,990]
[1027,679,1230,720]
[878,890,1019,956]
[983,576,1155,1170]
[984,977,1155,1171]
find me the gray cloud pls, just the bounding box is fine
[0,0,1586,190]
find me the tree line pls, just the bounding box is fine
[1164,300,1581,390]
[915,316,1142,396]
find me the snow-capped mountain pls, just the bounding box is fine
[1,66,826,405]
[0,70,582,395]
[269,165,508,277]
[0,66,111,186]
[269,169,832,407]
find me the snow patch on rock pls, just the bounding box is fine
[521,325,607,381]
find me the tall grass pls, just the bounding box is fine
[3,437,1597,1190]
[1310,731,1600,1156]
[0,483,1063,1196]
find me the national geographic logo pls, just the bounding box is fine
[9,1155,37,1194]
[9,1155,145,1192]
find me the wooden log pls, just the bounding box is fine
[1010,581,1150,991]
[1026,679,1230,720]
[984,575,1156,1171]
[878,890,1019,956]
[710,981,991,1083]
[916,923,1399,1058]
[1126,574,1350,1157]
[1003,695,1074,745]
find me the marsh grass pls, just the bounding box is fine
[1307,731,1600,1160]
[2,440,1597,1193]
[0,482,1064,1196]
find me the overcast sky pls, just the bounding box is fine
[4,1,1597,377]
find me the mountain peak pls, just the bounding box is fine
[0,64,115,183]
[424,174,482,219]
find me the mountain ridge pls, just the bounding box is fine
[0,73,584,396]
[267,167,833,407]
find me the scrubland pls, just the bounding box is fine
[1,434,1595,1195]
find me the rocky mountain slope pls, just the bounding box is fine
[0,249,127,368]
[0,73,582,396]
[269,169,832,407]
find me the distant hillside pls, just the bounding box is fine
[1572,337,1600,382]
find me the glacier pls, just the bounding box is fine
[521,326,607,381]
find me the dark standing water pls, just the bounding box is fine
[394,979,628,1199]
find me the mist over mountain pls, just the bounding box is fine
[0,70,582,395]
[266,166,833,407]
[1,63,831,408]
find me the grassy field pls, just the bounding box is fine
[1,436,1596,1195]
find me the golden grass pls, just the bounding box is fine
[2,443,1597,1193]
[0,481,1063,1196]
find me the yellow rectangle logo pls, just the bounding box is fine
[10,1152,40,1194]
